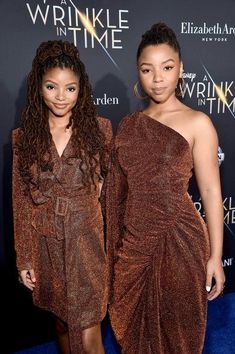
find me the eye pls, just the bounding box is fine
[67,86,77,92]
[141,68,151,74]
[46,84,55,90]
[164,65,174,71]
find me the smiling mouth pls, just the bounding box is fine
[53,104,67,109]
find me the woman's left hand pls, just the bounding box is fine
[206,257,225,301]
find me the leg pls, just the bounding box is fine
[82,323,105,354]
[55,317,71,354]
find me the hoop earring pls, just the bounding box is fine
[176,77,186,97]
[134,81,147,100]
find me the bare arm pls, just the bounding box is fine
[192,113,225,300]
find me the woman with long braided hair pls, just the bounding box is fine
[12,40,112,353]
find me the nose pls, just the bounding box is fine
[55,89,65,101]
[153,70,163,83]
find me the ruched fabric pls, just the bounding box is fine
[105,112,210,354]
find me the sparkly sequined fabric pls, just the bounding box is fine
[105,112,210,354]
[12,117,113,354]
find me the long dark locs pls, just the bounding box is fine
[17,40,107,188]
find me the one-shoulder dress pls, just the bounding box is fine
[105,112,210,354]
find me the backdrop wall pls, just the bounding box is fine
[0,0,235,351]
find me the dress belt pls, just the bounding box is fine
[55,194,99,217]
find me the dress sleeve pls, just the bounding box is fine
[103,118,113,146]
[12,129,33,271]
[102,141,128,303]
[97,116,113,144]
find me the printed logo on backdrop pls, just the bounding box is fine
[92,93,119,106]
[218,146,225,166]
[25,0,128,105]
[26,0,129,68]
[193,193,235,261]
[193,147,235,245]
[181,68,235,118]
[181,22,235,42]
[223,257,234,268]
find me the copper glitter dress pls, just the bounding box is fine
[12,117,112,354]
[105,112,210,354]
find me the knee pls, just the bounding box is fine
[82,338,101,354]
[82,328,104,354]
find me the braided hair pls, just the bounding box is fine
[17,40,107,188]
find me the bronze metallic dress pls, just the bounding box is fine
[105,112,210,354]
[12,117,112,353]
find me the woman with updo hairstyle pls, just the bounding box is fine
[12,40,112,353]
[105,23,225,353]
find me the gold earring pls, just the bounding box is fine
[134,81,147,100]
[176,77,186,97]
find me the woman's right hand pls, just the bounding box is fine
[19,269,36,291]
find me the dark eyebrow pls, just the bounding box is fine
[139,63,153,67]
[162,58,175,64]
[44,80,78,86]
[65,82,79,86]
[140,58,175,67]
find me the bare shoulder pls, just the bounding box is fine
[186,109,219,148]
[182,108,216,133]
[185,108,212,125]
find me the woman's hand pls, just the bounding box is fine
[19,269,36,291]
[206,257,225,301]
